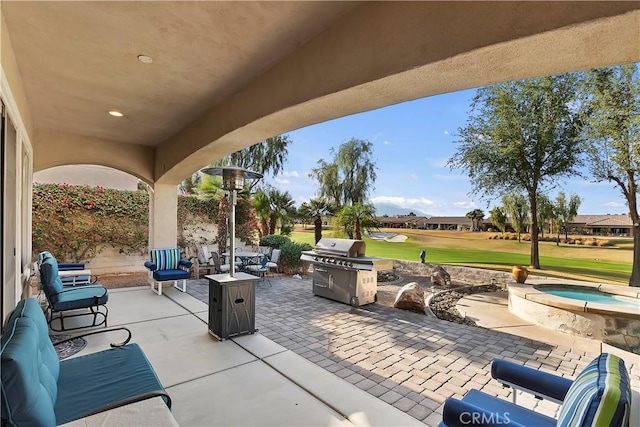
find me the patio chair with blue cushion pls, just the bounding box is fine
[144,248,192,295]
[246,255,270,286]
[439,353,634,427]
[266,248,280,274]
[39,255,109,332]
[36,251,95,286]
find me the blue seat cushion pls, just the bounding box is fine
[557,353,631,427]
[10,299,60,380]
[153,269,190,281]
[1,317,58,426]
[55,344,167,425]
[40,257,65,299]
[58,262,85,271]
[51,286,109,311]
[442,389,556,427]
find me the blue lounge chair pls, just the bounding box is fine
[440,353,632,426]
[39,255,109,332]
[1,298,171,425]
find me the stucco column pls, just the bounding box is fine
[148,184,178,249]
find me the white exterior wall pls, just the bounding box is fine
[34,164,139,191]
[1,67,33,318]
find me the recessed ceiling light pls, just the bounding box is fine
[108,110,124,117]
[137,55,153,64]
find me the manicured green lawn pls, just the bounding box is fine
[290,229,632,284]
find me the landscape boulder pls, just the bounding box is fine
[431,265,451,287]
[393,282,426,313]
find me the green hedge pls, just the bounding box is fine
[278,241,313,274]
[259,234,291,249]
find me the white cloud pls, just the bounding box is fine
[443,130,450,136]
[452,201,477,209]
[409,174,418,181]
[371,196,437,213]
[604,201,625,208]
[274,178,290,185]
[279,171,301,178]
[382,140,391,145]
[371,132,384,141]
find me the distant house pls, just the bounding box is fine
[377,215,429,229]
[423,216,473,231]
[569,214,632,236]
[375,213,632,236]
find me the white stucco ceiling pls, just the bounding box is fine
[1,1,638,184]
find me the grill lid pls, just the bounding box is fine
[313,238,366,258]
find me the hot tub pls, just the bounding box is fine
[508,282,640,354]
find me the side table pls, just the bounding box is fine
[206,272,259,340]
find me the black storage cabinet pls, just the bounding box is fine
[207,272,258,340]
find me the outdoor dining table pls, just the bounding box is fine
[222,251,264,271]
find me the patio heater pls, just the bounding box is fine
[200,166,263,341]
[201,166,263,277]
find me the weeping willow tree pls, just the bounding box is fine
[580,64,640,287]
[181,135,293,252]
[502,193,529,242]
[310,138,377,207]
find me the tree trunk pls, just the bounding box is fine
[625,172,639,287]
[314,215,323,244]
[529,192,540,269]
[628,205,640,287]
[269,214,277,235]
[260,218,269,238]
[354,217,361,240]
[631,221,640,287]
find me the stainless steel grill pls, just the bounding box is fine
[301,238,388,307]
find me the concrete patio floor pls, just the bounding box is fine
[64,284,422,426]
[62,275,639,426]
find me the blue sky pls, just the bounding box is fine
[262,89,629,217]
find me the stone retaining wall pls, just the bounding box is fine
[392,260,542,286]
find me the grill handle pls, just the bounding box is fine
[315,267,328,272]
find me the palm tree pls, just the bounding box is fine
[267,189,295,235]
[252,190,271,238]
[465,209,485,231]
[304,198,336,243]
[337,203,378,240]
